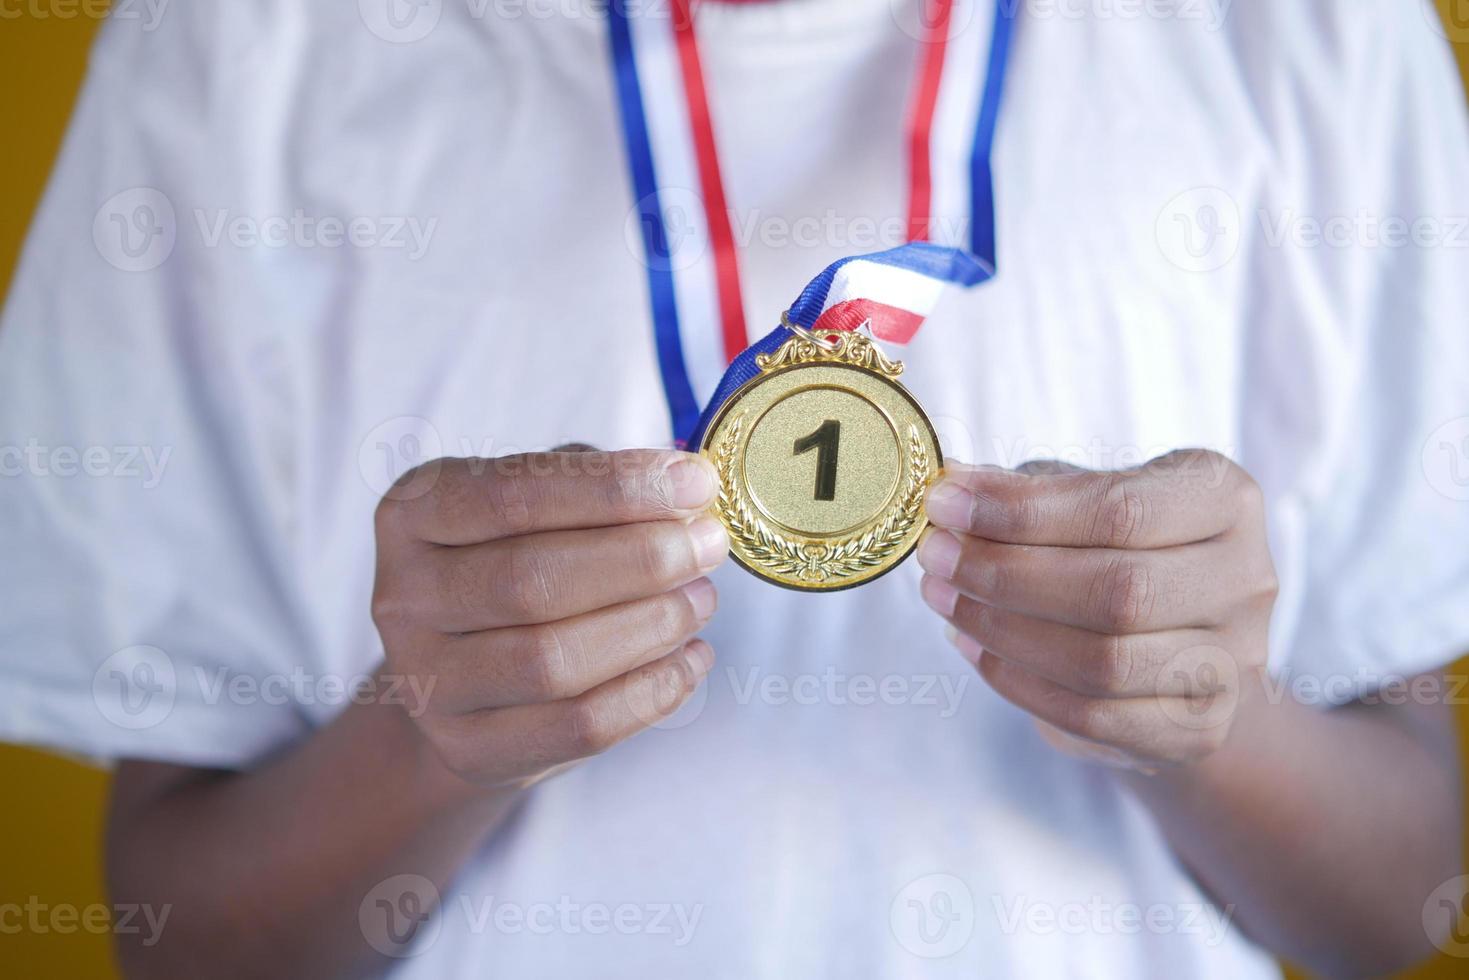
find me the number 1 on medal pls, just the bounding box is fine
[794,419,841,502]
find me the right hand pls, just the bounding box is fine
[371,448,728,789]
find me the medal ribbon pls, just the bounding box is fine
[608,0,1015,445]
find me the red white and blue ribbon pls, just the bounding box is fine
[689,242,991,445]
[608,0,1014,445]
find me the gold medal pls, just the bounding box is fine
[698,323,941,591]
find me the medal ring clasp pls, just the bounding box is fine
[781,313,844,353]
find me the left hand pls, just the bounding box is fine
[917,451,1278,771]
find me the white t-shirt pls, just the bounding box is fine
[4,1,1469,976]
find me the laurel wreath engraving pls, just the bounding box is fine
[714,413,929,584]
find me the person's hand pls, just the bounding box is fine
[371,449,728,788]
[916,452,1278,770]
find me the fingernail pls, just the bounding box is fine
[667,455,718,510]
[682,578,718,621]
[944,625,984,665]
[917,527,962,579]
[687,516,729,570]
[920,574,959,617]
[684,639,715,675]
[924,479,972,529]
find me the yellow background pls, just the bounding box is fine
[2,5,1467,977]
